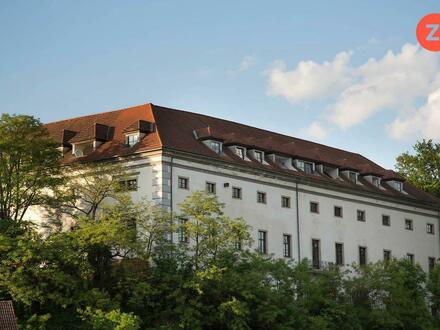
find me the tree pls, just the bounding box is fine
[396,139,440,198]
[178,191,252,270]
[0,114,61,223]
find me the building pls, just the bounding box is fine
[0,301,19,330]
[43,103,440,271]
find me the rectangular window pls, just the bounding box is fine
[283,234,291,258]
[357,210,366,222]
[232,187,242,199]
[206,182,216,194]
[257,191,266,204]
[406,253,415,266]
[335,243,344,266]
[281,196,291,208]
[119,178,138,191]
[349,172,357,183]
[126,134,140,147]
[405,219,413,231]
[372,176,380,187]
[178,218,189,243]
[254,151,264,163]
[178,177,189,190]
[383,249,391,262]
[427,223,435,234]
[310,201,319,214]
[304,162,314,174]
[312,239,321,269]
[395,181,402,192]
[235,239,242,251]
[382,215,390,226]
[334,206,343,218]
[359,246,367,266]
[236,147,245,159]
[258,230,267,254]
[429,257,436,272]
[210,141,221,154]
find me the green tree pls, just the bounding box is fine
[396,139,440,197]
[0,114,61,223]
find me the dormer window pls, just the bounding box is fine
[210,141,221,154]
[254,150,264,163]
[348,171,358,183]
[297,160,314,174]
[389,181,403,192]
[236,147,245,159]
[126,133,140,147]
[372,176,380,187]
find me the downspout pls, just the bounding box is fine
[296,181,301,262]
[169,155,174,243]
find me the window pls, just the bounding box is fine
[312,239,321,269]
[178,219,189,243]
[427,223,435,234]
[382,215,390,226]
[429,257,436,272]
[394,181,403,192]
[310,201,319,214]
[119,178,138,191]
[235,239,242,251]
[254,151,264,163]
[178,177,189,189]
[372,176,380,187]
[348,172,357,183]
[359,247,367,266]
[334,206,343,218]
[206,182,216,194]
[405,219,413,231]
[236,147,245,159]
[232,187,242,199]
[258,230,267,254]
[357,210,366,222]
[210,141,221,154]
[406,253,415,266]
[281,196,291,208]
[126,134,139,147]
[283,234,291,258]
[383,250,391,262]
[335,243,344,266]
[257,191,266,204]
[297,160,314,174]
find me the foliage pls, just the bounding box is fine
[79,307,140,330]
[396,139,440,197]
[0,114,62,222]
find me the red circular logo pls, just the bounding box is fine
[417,13,440,51]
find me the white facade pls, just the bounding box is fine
[113,151,440,273]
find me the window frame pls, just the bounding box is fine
[205,181,216,194]
[310,201,319,214]
[210,141,221,154]
[258,230,268,254]
[178,176,189,190]
[359,246,367,266]
[232,187,242,199]
[348,171,358,183]
[178,218,189,243]
[429,257,436,272]
[383,249,391,262]
[335,242,344,266]
[236,146,246,159]
[257,191,267,204]
[427,223,435,235]
[125,133,140,147]
[283,234,292,258]
[406,253,415,265]
[382,214,391,227]
[334,206,343,218]
[281,196,291,208]
[312,239,321,269]
[405,219,413,231]
[254,150,264,163]
[357,210,366,222]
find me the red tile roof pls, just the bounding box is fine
[44,103,440,207]
[0,301,18,330]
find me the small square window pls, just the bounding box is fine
[372,177,380,187]
[206,182,216,194]
[405,219,413,231]
[427,223,435,234]
[349,172,357,183]
[126,134,140,147]
[383,250,391,261]
[382,215,390,226]
[257,191,266,204]
[281,196,291,208]
[304,162,314,174]
[232,187,242,199]
[357,210,366,222]
[210,141,221,154]
[334,206,343,218]
[178,177,189,190]
[254,151,264,163]
[310,201,319,213]
[236,147,245,159]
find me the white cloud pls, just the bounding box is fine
[267,51,354,102]
[267,43,440,139]
[300,122,329,140]
[388,87,440,140]
[232,55,256,72]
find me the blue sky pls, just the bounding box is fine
[1,1,440,169]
